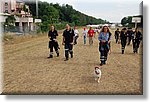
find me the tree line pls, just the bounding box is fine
[25,1,108,32]
[121,15,143,28]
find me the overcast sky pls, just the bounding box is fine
[39,0,142,23]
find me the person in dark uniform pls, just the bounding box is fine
[98,26,111,66]
[108,31,112,54]
[62,24,75,61]
[47,25,59,58]
[132,28,142,53]
[115,28,120,44]
[120,28,127,54]
[127,27,133,45]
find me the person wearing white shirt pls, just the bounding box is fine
[74,26,79,45]
[82,28,88,45]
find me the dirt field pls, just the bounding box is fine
[2,28,143,95]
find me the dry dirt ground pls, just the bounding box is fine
[2,28,143,95]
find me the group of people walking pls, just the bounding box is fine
[47,24,142,66]
[47,24,74,61]
[115,27,142,54]
[47,24,97,61]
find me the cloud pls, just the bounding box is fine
[73,1,141,22]
[40,0,142,23]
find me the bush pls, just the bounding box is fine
[40,22,76,33]
[53,22,75,30]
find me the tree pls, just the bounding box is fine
[4,15,16,32]
[26,1,107,32]
[121,17,128,26]
[121,16,142,28]
[5,15,16,27]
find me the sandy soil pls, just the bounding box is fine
[2,28,143,95]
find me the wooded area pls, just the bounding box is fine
[25,1,108,31]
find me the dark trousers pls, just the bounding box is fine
[121,40,126,54]
[127,37,132,45]
[100,50,108,64]
[115,36,119,43]
[99,43,109,64]
[74,36,79,45]
[64,43,73,59]
[49,41,59,56]
[133,39,140,53]
[84,36,86,45]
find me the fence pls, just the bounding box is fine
[3,25,41,36]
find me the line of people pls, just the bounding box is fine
[47,24,142,67]
[47,24,98,61]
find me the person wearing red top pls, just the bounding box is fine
[88,27,95,45]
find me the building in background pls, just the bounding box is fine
[1,0,34,33]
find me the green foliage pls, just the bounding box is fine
[5,15,16,26]
[121,15,143,28]
[25,1,108,32]
[4,15,16,32]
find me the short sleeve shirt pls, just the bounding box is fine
[48,30,58,41]
[63,29,75,44]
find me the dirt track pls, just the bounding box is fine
[2,28,143,95]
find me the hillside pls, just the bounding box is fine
[25,1,108,31]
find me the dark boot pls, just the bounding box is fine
[47,55,53,58]
[70,52,73,58]
[100,61,104,66]
[136,49,138,53]
[100,63,103,66]
[103,61,106,65]
[64,58,69,61]
[122,50,124,54]
[71,54,73,58]
[57,53,59,57]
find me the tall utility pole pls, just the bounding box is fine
[36,0,38,18]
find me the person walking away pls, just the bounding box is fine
[127,28,134,45]
[62,24,75,61]
[82,27,88,45]
[115,28,120,44]
[132,28,142,53]
[74,26,79,45]
[88,27,95,45]
[119,28,127,54]
[47,25,59,58]
[98,26,111,66]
